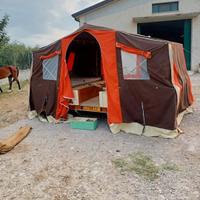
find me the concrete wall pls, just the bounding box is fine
[78,0,200,71]
[192,15,200,71]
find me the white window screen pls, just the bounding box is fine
[42,55,59,81]
[121,50,150,80]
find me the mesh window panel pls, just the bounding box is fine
[42,55,59,81]
[121,50,150,80]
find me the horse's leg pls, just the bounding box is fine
[16,79,21,90]
[11,66,21,91]
[0,87,3,93]
[8,76,13,91]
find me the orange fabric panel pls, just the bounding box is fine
[116,42,151,59]
[40,51,60,60]
[56,60,74,119]
[67,52,75,72]
[173,63,183,95]
[55,35,77,119]
[171,42,194,112]
[180,47,194,104]
[87,30,123,123]
[56,30,123,123]
[173,43,194,104]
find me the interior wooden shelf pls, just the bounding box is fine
[80,96,99,107]
[69,77,107,113]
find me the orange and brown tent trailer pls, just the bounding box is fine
[29,24,194,138]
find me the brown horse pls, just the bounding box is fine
[0,66,21,93]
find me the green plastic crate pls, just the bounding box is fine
[70,117,98,130]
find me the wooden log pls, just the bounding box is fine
[0,126,32,154]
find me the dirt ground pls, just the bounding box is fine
[0,80,29,128]
[0,74,200,200]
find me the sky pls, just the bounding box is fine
[0,0,102,47]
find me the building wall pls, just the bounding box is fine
[78,0,200,71]
[192,15,200,70]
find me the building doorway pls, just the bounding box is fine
[138,19,191,70]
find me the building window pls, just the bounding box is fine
[42,55,59,81]
[121,50,150,80]
[152,2,179,13]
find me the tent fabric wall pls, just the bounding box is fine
[116,32,177,130]
[30,41,61,117]
[171,42,194,111]
[29,24,194,135]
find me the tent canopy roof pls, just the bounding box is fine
[35,23,175,53]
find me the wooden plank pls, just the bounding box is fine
[69,105,107,113]
[71,80,106,106]
[101,108,107,113]
[80,96,99,107]
[0,126,32,154]
[78,86,101,104]
[82,106,101,112]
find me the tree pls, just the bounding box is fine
[0,15,38,69]
[0,15,9,48]
[0,42,35,69]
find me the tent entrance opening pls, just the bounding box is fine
[66,32,107,113]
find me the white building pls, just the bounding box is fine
[72,0,200,71]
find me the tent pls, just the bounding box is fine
[29,24,194,138]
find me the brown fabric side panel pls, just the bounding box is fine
[30,79,57,116]
[116,31,167,52]
[171,43,194,114]
[32,41,61,79]
[30,40,61,117]
[116,45,177,130]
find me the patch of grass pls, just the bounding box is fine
[113,152,159,181]
[128,152,160,181]
[113,152,179,181]
[113,158,128,169]
[161,163,179,171]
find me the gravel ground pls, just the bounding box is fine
[0,74,200,200]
